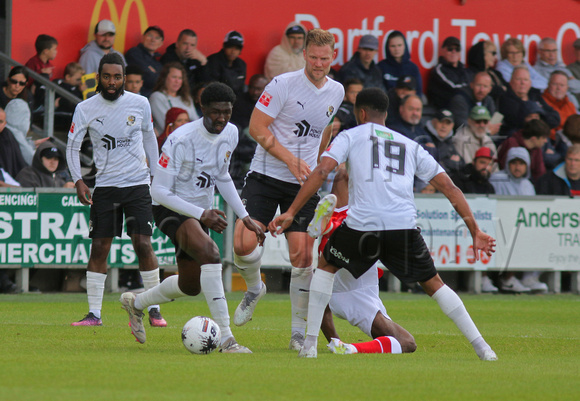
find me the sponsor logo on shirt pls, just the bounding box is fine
[329,246,349,264]
[375,129,394,140]
[159,152,170,168]
[101,135,131,150]
[326,105,335,117]
[196,171,215,188]
[127,115,136,126]
[259,92,272,107]
[69,122,75,133]
[293,120,322,138]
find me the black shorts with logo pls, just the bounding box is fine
[322,223,438,284]
[152,205,209,261]
[89,185,153,238]
[241,172,320,232]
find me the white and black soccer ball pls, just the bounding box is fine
[182,316,221,354]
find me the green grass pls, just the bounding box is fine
[0,292,579,401]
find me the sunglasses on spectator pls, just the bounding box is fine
[446,46,460,52]
[474,120,489,124]
[487,51,497,56]
[9,78,27,86]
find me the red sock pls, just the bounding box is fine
[353,336,393,354]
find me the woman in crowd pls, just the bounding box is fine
[467,40,508,101]
[156,107,190,149]
[0,66,31,109]
[496,38,547,90]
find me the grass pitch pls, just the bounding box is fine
[0,291,578,401]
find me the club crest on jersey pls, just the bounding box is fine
[259,92,272,107]
[127,115,136,126]
[326,105,335,117]
[159,152,170,168]
[375,129,394,140]
[224,151,231,163]
[69,122,75,133]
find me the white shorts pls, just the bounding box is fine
[329,286,390,338]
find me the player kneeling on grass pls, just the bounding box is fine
[270,88,497,360]
[120,82,265,353]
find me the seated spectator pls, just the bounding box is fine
[416,109,464,173]
[378,30,422,96]
[498,65,560,137]
[25,34,58,107]
[453,106,498,168]
[156,107,190,150]
[564,114,580,144]
[447,71,497,130]
[231,74,268,133]
[335,78,363,132]
[161,29,207,93]
[54,62,85,113]
[0,107,28,178]
[535,144,580,196]
[542,71,579,137]
[204,31,246,96]
[5,99,35,164]
[386,75,417,125]
[125,26,164,97]
[387,94,426,140]
[498,119,550,181]
[1,66,31,109]
[467,40,508,101]
[124,65,144,95]
[16,142,73,188]
[338,35,385,91]
[264,22,307,80]
[449,146,496,194]
[79,19,126,74]
[534,37,580,99]
[567,38,580,84]
[149,62,198,134]
[496,38,547,90]
[427,36,470,109]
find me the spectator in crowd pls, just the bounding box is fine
[387,94,426,140]
[0,107,28,178]
[416,109,464,174]
[204,31,247,96]
[564,114,580,144]
[427,36,470,109]
[498,119,550,181]
[542,71,579,137]
[161,29,207,93]
[15,142,73,188]
[378,30,423,96]
[386,75,417,125]
[335,78,363,132]
[25,34,58,106]
[5,99,35,164]
[496,38,547,90]
[124,65,144,95]
[535,144,580,196]
[156,107,190,149]
[54,62,85,113]
[79,19,126,74]
[125,26,164,97]
[567,38,580,83]
[467,40,508,101]
[450,146,495,195]
[264,22,307,80]
[149,62,198,134]
[338,35,385,91]
[534,37,580,98]
[498,65,560,137]
[453,106,498,168]
[489,147,546,293]
[1,66,31,109]
[447,71,498,131]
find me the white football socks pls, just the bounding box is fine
[290,265,313,337]
[135,274,185,310]
[305,269,334,339]
[86,271,107,319]
[200,263,233,343]
[140,268,162,312]
[234,246,262,294]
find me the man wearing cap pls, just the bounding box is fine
[427,36,471,109]
[125,26,164,97]
[448,71,498,130]
[79,19,126,74]
[449,146,496,195]
[386,75,417,125]
[264,22,307,80]
[338,35,385,91]
[453,105,498,167]
[16,141,73,188]
[204,31,247,96]
[534,38,580,98]
[161,29,207,93]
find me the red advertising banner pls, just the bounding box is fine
[10,0,580,86]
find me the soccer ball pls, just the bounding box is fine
[181,316,221,354]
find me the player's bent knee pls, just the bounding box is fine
[180,282,202,296]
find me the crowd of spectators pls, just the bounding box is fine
[2,19,580,294]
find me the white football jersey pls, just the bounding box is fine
[157,118,238,210]
[332,265,379,293]
[68,92,154,188]
[250,69,344,183]
[323,123,444,230]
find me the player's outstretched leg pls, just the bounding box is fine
[328,336,403,355]
[120,292,146,344]
[307,194,337,238]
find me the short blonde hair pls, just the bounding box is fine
[305,28,335,50]
[501,38,525,59]
[483,40,496,53]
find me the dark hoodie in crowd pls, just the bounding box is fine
[378,30,423,96]
[16,141,70,187]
